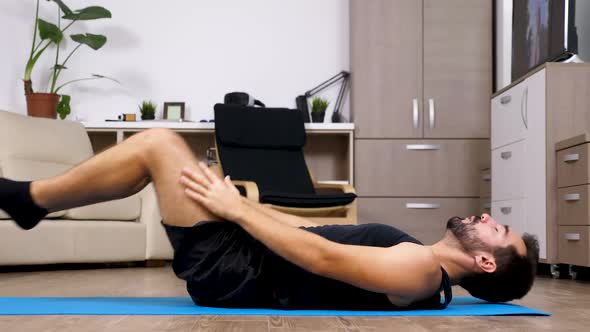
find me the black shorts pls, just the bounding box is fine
[164,221,279,308]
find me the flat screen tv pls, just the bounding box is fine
[511,0,588,81]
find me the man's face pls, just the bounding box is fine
[446,213,526,255]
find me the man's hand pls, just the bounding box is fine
[180,162,245,221]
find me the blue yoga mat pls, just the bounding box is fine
[0,297,549,316]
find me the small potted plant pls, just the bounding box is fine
[311,97,329,123]
[139,100,157,120]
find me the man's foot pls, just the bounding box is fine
[0,178,48,230]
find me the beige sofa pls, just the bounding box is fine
[0,111,173,265]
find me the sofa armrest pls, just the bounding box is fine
[138,184,173,260]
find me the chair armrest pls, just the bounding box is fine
[138,184,173,260]
[313,182,356,194]
[231,180,260,201]
[209,163,224,179]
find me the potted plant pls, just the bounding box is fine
[24,0,114,119]
[311,97,329,123]
[139,100,157,120]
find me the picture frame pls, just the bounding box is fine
[163,102,185,121]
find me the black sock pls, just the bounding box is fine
[0,178,48,230]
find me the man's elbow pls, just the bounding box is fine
[306,245,340,276]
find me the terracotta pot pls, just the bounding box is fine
[26,93,59,119]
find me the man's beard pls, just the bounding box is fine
[446,216,492,252]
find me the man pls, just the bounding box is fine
[0,128,539,310]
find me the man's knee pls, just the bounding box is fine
[141,128,182,146]
[135,128,184,159]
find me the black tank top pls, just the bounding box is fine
[164,222,452,310]
[268,223,452,310]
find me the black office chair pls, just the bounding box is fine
[212,103,357,224]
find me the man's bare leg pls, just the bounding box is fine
[28,128,218,227]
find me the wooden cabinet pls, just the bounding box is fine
[350,0,422,139]
[351,0,491,139]
[491,63,590,263]
[355,139,486,196]
[556,137,590,267]
[423,0,492,138]
[492,69,547,260]
[351,0,490,241]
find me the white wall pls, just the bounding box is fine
[496,0,512,91]
[0,0,349,122]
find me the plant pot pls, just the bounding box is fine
[141,114,155,120]
[311,111,326,123]
[26,93,59,119]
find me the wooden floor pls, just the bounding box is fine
[0,265,589,331]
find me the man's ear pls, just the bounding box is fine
[474,253,497,273]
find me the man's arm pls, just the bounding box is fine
[180,164,441,302]
[240,197,318,228]
[236,201,440,300]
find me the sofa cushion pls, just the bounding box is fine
[0,219,146,265]
[65,196,141,221]
[0,158,140,221]
[0,111,93,165]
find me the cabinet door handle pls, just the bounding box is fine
[565,233,581,241]
[500,95,511,104]
[500,207,512,214]
[500,151,512,159]
[406,203,440,209]
[412,98,419,129]
[428,98,435,129]
[563,154,580,162]
[482,174,491,181]
[564,193,581,201]
[521,87,528,129]
[406,144,440,151]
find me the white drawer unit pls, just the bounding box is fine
[492,199,526,237]
[492,140,526,201]
[491,82,526,149]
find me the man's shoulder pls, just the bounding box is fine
[385,243,442,303]
[389,243,441,276]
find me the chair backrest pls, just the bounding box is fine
[214,104,316,195]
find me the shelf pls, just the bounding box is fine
[82,121,354,131]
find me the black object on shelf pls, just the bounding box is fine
[296,71,350,123]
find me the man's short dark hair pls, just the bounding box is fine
[459,233,539,302]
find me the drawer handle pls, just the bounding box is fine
[564,233,581,241]
[563,154,580,163]
[500,95,511,104]
[564,193,581,201]
[482,174,491,181]
[406,144,440,151]
[406,203,440,209]
[500,207,512,214]
[500,151,512,160]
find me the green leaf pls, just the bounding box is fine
[57,95,71,120]
[92,73,120,84]
[63,6,111,20]
[49,0,73,16]
[37,18,63,43]
[71,33,107,50]
[51,64,67,70]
